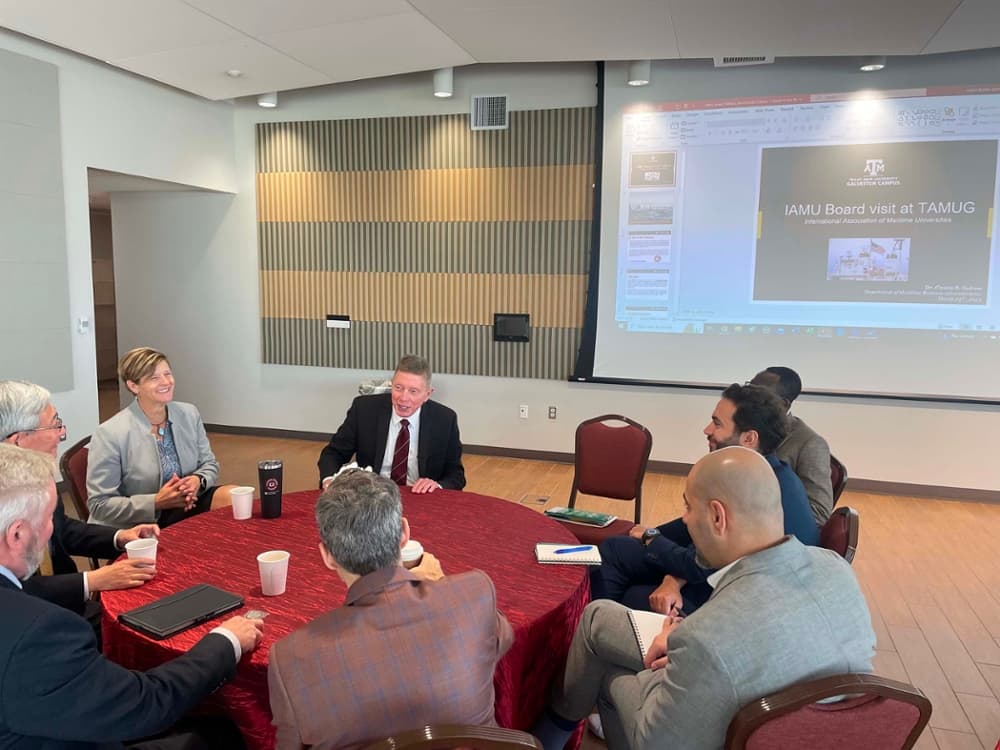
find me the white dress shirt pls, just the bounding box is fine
[379,407,422,485]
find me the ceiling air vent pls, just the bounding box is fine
[471,95,509,131]
[713,56,774,68]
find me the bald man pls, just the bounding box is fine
[534,447,875,750]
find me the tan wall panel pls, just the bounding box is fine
[257,165,593,223]
[260,271,585,329]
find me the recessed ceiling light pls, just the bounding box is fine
[225,69,243,78]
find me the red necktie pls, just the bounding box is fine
[390,419,410,485]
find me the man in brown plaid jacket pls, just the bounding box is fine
[268,470,513,750]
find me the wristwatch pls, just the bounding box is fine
[641,528,661,546]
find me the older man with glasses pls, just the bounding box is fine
[0,381,160,623]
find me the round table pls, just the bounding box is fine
[101,488,590,750]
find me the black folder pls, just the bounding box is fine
[118,584,243,640]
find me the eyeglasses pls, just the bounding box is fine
[2,414,67,443]
[27,415,67,441]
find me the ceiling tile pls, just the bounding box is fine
[112,37,331,100]
[260,10,475,83]
[923,0,1000,53]
[666,0,963,57]
[0,0,242,60]
[181,0,413,36]
[411,0,678,61]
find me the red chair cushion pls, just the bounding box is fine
[745,695,922,750]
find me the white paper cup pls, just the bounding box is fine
[125,538,158,562]
[401,540,424,569]
[257,550,290,596]
[231,486,255,520]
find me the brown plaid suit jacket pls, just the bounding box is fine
[268,565,514,750]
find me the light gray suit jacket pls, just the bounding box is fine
[86,400,219,528]
[775,414,834,524]
[631,538,875,750]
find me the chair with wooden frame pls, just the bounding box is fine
[558,414,653,546]
[725,673,932,750]
[363,725,542,750]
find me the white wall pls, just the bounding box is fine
[109,62,999,493]
[0,29,235,447]
[1,30,991,492]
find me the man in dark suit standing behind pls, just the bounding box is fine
[0,443,264,749]
[318,355,465,493]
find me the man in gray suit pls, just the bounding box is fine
[534,446,874,750]
[751,366,834,524]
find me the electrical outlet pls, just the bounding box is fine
[519,404,529,419]
[548,406,557,419]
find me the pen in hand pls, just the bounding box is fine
[553,545,594,555]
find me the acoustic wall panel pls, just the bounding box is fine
[256,107,595,378]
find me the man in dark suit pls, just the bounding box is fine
[0,381,159,615]
[269,469,512,749]
[318,355,465,493]
[0,443,264,749]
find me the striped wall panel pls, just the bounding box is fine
[259,221,591,274]
[256,106,595,379]
[256,165,593,222]
[259,271,585,328]
[262,320,582,381]
[256,108,595,172]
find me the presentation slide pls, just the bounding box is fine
[754,140,996,306]
[589,67,1000,401]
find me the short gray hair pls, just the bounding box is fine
[0,444,56,534]
[315,471,403,576]
[0,381,50,441]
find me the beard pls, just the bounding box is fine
[707,434,740,452]
[20,532,46,580]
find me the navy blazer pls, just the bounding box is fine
[318,394,466,490]
[21,495,119,613]
[0,576,237,749]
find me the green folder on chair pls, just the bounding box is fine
[544,506,617,528]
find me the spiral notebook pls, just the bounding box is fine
[534,543,602,565]
[627,609,667,657]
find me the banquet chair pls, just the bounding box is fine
[830,454,848,506]
[559,414,652,546]
[819,506,859,564]
[724,673,932,750]
[363,724,542,750]
[59,435,100,569]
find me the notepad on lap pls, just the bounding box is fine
[535,543,602,565]
[627,609,667,657]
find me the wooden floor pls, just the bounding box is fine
[205,432,1000,750]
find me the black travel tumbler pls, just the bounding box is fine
[258,459,283,519]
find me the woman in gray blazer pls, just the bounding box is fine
[87,347,234,529]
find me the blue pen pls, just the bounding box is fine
[554,545,594,555]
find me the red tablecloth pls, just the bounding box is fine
[102,488,590,750]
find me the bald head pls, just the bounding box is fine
[682,446,785,568]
